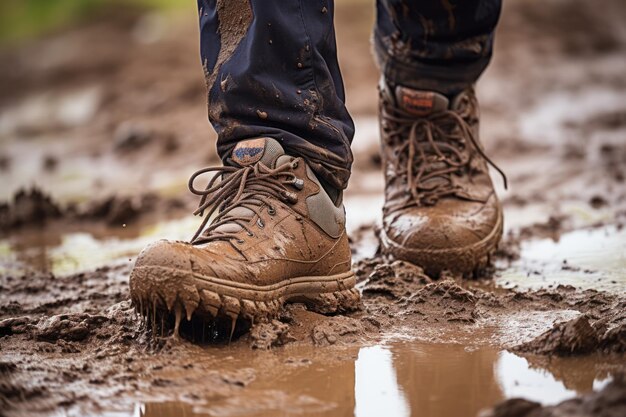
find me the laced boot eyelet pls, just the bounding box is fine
[236,239,245,244]
[267,206,276,216]
[292,178,304,190]
[281,190,299,204]
[247,231,254,237]
[291,160,299,169]
[257,218,265,228]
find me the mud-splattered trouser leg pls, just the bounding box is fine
[375,0,502,95]
[197,0,354,191]
[197,1,501,190]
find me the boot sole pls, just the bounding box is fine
[380,212,503,276]
[130,266,360,323]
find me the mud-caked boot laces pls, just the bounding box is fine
[188,158,304,247]
[129,137,359,339]
[379,82,507,276]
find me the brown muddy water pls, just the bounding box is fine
[127,343,617,417]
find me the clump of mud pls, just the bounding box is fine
[0,187,62,231]
[249,320,293,349]
[0,186,188,232]
[515,316,626,355]
[114,122,179,154]
[0,301,137,344]
[361,259,432,298]
[78,193,164,226]
[311,316,364,346]
[400,280,479,323]
[480,374,626,417]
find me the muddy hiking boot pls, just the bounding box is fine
[129,137,359,337]
[379,81,507,276]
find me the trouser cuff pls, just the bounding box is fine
[373,31,492,96]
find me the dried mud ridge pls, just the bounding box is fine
[2,242,625,415]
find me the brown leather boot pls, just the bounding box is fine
[130,138,359,326]
[379,81,507,276]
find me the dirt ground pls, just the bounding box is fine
[1,0,626,416]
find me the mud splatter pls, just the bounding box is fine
[206,0,253,104]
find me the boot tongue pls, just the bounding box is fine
[231,137,285,168]
[394,85,449,116]
[209,138,287,238]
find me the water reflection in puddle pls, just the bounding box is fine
[128,342,614,417]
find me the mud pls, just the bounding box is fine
[515,316,626,356]
[0,188,62,231]
[0,186,188,233]
[2,239,624,416]
[481,374,626,417]
[1,0,626,415]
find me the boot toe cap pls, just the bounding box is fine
[382,197,502,273]
[134,239,193,271]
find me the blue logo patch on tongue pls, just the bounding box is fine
[231,138,266,166]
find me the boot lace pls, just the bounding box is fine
[188,159,303,245]
[381,98,507,212]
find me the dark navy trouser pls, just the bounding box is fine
[197,0,502,191]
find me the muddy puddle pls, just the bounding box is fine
[90,341,620,417]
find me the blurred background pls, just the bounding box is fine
[0,0,625,273]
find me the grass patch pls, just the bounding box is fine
[0,0,188,43]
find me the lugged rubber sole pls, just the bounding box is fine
[129,266,361,326]
[380,212,504,277]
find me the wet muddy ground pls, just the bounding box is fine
[1,0,626,416]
